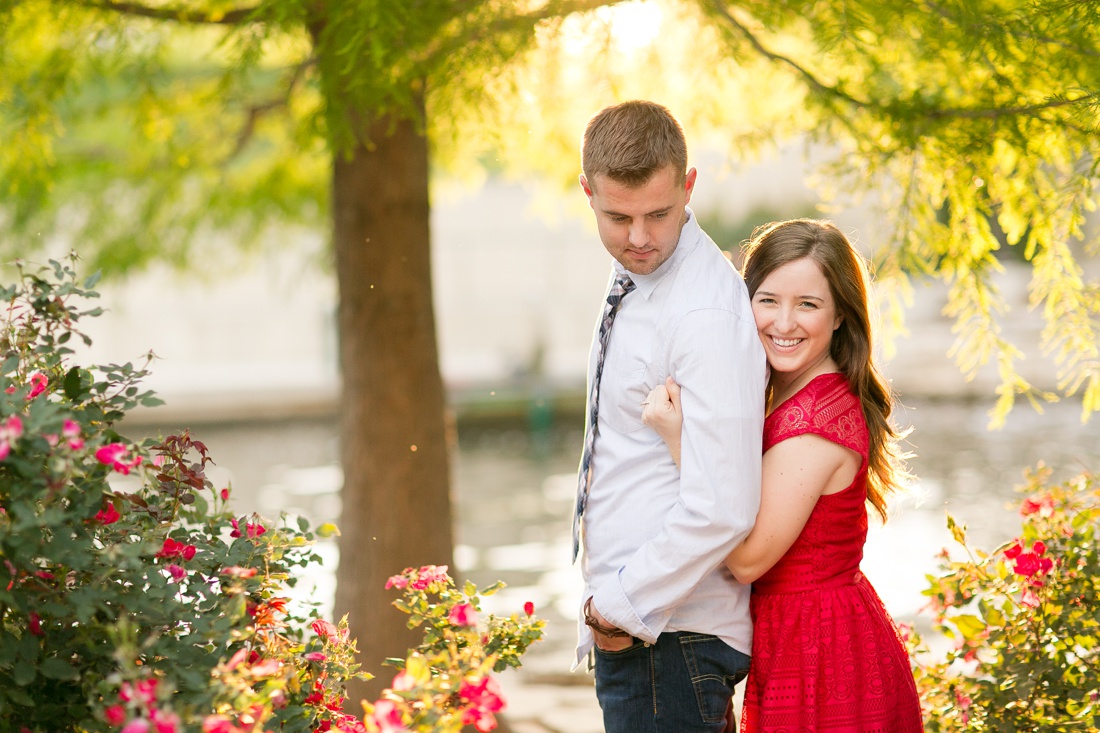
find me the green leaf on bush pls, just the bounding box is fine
[316,522,340,538]
[946,514,967,545]
[12,663,34,686]
[951,613,987,639]
[39,657,79,681]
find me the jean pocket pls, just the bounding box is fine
[678,634,748,723]
[594,638,645,657]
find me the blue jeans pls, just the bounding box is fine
[594,631,750,733]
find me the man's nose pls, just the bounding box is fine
[628,222,649,247]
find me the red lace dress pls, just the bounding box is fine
[740,372,923,733]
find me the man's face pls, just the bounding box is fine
[580,165,696,275]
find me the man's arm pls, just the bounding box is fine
[591,308,766,641]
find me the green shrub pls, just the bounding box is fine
[910,465,1099,732]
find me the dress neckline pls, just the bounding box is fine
[767,371,845,417]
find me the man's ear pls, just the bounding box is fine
[579,174,593,199]
[683,167,698,203]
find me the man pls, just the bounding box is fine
[572,100,766,731]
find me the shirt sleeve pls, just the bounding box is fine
[592,307,766,641]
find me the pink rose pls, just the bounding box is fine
[155,538,196,561]
[447,602,477,627]
[219,566,257,578]
[410,564,449,590]
[249,658,282,677]
[95,503,121,525]
[63,419,84,450]
[27,372,47,398]
[150,709,179,733]
[366,700,405,732]
[312,619,340,641]
[96,443,142,475]
[105,704,127,727]
[459,675,506,725]
[120,720,150,733]
[0,415,24,461]
[524,601,535,616]
[201,717,237,733]
[391,671,415,691]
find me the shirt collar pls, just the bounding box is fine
[614,207,701,299]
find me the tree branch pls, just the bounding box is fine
[703,1,1100,125]
[76,0,259,25]
[924,92,1100,121]
[226,58,316,162]
[699,0,874,108]
[418,0,629,66]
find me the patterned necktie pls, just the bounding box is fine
[572,274,636,562]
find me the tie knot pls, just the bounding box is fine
[608,275,636,304]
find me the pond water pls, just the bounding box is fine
[122,395,1097,691]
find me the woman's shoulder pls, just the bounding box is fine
[765,373,867,451]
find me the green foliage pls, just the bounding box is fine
[693,0,1100,422]
[0,0,608,273]
[909,465,1100,732]
[0,255,369,730]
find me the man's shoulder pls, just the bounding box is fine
[665,237,750,313]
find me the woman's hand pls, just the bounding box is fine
[642,376,684,467]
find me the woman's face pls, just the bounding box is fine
[751,257,842,381]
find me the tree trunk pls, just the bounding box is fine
[331,99,455,705]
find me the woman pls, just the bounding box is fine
[643,219,923,732]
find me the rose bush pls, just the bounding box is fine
[0,257,543,732]
[908,464,1099,732]
[363,566,546,732]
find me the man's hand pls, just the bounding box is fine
[585,597,635,652]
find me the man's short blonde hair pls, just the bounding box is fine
[581,100,688,190]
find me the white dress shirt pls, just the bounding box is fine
[575,209,766,667]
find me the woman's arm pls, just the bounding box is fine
[643,376,861,584]
[725,434,860,584]
[642,376,683,466]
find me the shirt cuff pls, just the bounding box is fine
[593,572,666,645]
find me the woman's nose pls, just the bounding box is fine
[773,308,796,332]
